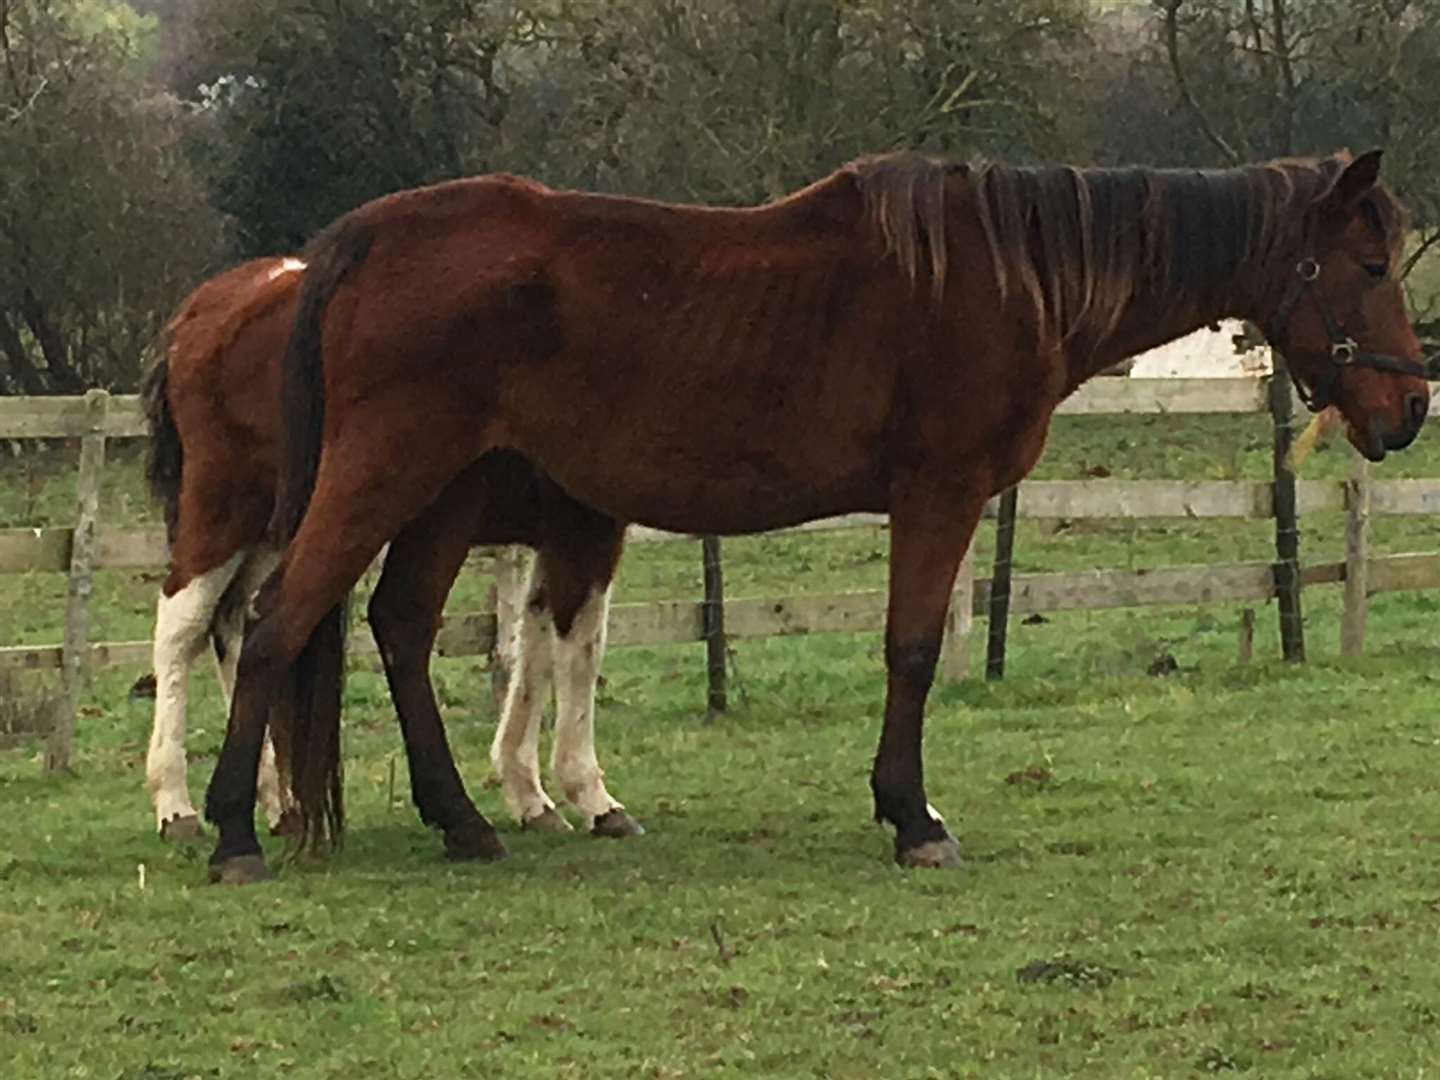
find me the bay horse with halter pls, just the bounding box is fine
[204,149,1432,883]
[141,256,641,860]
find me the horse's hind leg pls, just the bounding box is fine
[211,549,294,834]
[551,580,638,835]
[490,559,562,830]
[148,551,245,840]
[205,421,493,882]
[368,472,506,862]
[491,498,630,835]
[539,495,635,836]
[210,551,277,700]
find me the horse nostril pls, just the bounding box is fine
[1407,393,1429,429]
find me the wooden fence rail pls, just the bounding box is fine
[4,383,1438,770]
[6,550,1438,672]
[6,475,1440,578]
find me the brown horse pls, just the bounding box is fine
[204,149,1431,883]
[142,257,642,863]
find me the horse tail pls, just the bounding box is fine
[268,219,375,850]
[140,351,183,545]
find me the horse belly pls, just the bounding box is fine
[524,429,885,536]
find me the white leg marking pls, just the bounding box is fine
[256,735,287,830]
[550,584,619,829]
[551,584,622,828]
[492,546,529,688]
[490,562,560,825]
[147,553,244,831]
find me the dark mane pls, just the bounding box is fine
[845,152,954,300]
[845,151,1407,349]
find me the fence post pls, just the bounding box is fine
[47,389,108,774]
[701,535,727,718]
[1268,370,1306,662]
[940,545,975,681]
[986,487,1019,680]
[1341,451,1371,656]
[489,546,527,713]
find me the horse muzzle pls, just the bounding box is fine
[1360,391,1428,462]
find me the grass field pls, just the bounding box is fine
[4,409,1440,1078]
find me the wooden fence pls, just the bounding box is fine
[5,381,1440,770]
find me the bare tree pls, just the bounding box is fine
[0,0,226,393]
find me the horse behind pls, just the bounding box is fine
[204,148,1430,883]
[142,256,642,867]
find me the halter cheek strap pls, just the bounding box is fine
[1267,257,1436,412]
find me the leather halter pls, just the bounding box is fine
[1267,257,1434,412]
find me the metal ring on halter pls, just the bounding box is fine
[1296,258,1320,281]
[1331,339,1357,364]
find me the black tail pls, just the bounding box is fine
[140,355,183,544]
[269,219,375,851]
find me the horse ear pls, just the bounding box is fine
[1316,149,1384,214]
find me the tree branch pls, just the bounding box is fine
[4,75,47,124]
[19,288,83,392]
[1159,0,1240,164]
[1402,228,1440,283]
[1269,0,1298,156]
[0,307,50,394]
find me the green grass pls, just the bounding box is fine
[5,415,1440,1078]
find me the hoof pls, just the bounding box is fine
[444,820,508,862]
[268,808,304,838]
[159,814,205,843]
[591,808,645,838]
[521,806,573,833]
[897,835,964,870]
[208,854,272,885]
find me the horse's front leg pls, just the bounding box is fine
[872,483,986,868]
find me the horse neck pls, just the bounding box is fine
[1092,298,1228,373]
[1011,160,1311,391]
[1065,278,1261,388]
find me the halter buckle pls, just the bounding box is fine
[1332,339,1357,364]
[1296,258,1320,282]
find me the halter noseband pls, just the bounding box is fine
[1267,256,1435,412]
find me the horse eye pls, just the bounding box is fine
[1363,260,1389,280]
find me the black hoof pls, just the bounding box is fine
[208,854,272,885]
[591,808,645,838]
[896,834,963,870]
[444,819,508,862]
[269,808,304,838]
[160,814,205,843]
